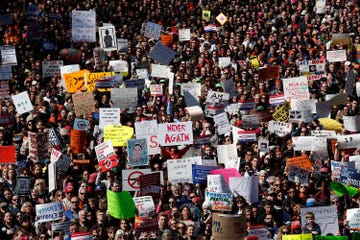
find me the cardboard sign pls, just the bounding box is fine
[99,108,120,129]
[140,172,161,200]
[158,122,193,146]
[167,157,198,183]
[104,125,134,147]
[149,42,176,65]
[205,192,233,211]
[16,176,31,196]
[326,50,347,62]
[28,132,49,162]
[12,91,33,114]
[127,138,149,167]
[212,213,247,240]
[95,140,118,173]
[144,22,162,40]
[122,169,152,191]
[70,130,87,154]
[72,91,95,117]
[134,120,160,155]
[36,201,64,223]
[0,146,15,164]
[71,10,96,43]
[229,176,259,203]
[133,196,156,217]
[42,60,63,78]
[99,25,117,51]
[63,69,87,92]
[300,206,339,235]
[282,76,310,100]
[259,66,280,81]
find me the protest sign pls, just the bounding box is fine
[286,155,313,173]
[216,12,228,25]
[0,45,17,65]
[211,168,242,186]
[28,132,49,162]
[150,84,163,96]
[72,91,95,117]
[73,118,89,131]
[0,65,12,80]
[332,33,350,46]
[258,139,269,152]
[268,120,292,137]
[56,154,72,172]
[282,76,310,100]
[290,98,315,111]
[207,174,231,193]
[71,10,96,42]
[206,90,230,106]
[241,114,260,129]
[292,136,314,151]
[259,66,280,81]
[289,109,313,123]
[42,60,63,78]
[117,38,128,53]
[111,88,138,111]
[217,144,239,169]
[63,69,87,93]
[205,192,233,211]
[212,213,247,240]
[70,232,93,240]
[179,28,191,41]
[248,225,270,240]
[222,79,238,98]
[85,71,112,92]
[99,25,117,51]
[150,64,170,78]
[315,0,326,14]
[36,201,63,223]
[140,172,161,200]
[283,234,313,240]
[343,115,360,132]
[213,112,231,135]
[161,34,173,47]
[325,93,347,105]
[181,82,201,105]
[93,47,105,69]
[95,140,118,173]
[336,134,360,149]
[127,138,149,167]
[107,190,136,219]
[149,42,176,65]
[60,48,82,65]
[122,169,152,191]
[167,157,199,183]
[96,74,123,89]
[202,10,211,21]
[51,221,71,239]
[135,120,160,155]
[197,157,217,166]
[185,106,204,122]
[109,60,128,75]
[99,108,120,128]
[104,125,134,147]
[144,22,162,40]
[192,165,219,184]
[288,165,309,185]
[133,196,155,217]
[134,216,159,232]
[340,166,360,187]
[16,176,31,196]
[70,130,87,154]
[311,130,336,137]
[300,206,338,235]
[48,163,56,193]
[229,176,259,203]
[347,208,360,228]
[12,91,33,114]
[60,64,80,86]
[0,146,15,164]
[158,122,193,146]
[218,57,231,68]
[0,81,10,99]
[315,236,347,240]
[299,59,326,79]
[316,100,331,118]
[272,102,290,122]
[326,50,347,62]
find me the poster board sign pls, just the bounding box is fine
[99,25,117,51]
[269,94,286,106]
[212,213,247,240]
[241,114,260,129]
[339,166,360,188]
[179,29,191,41]
[192,165,219,184]
[0,81,10,99]
[292,136,314,151]
[347,208,360,228]
[127,138,149,167]
[315,0,326,14]
[207,174,231,193]
[16,176,31,196]
[135,120,160,155]
[0,45,17,65]
[28,132,49,162]
[150,84,163,96]
[217,144,239,168]
[332,33,350,46]
[70,130,87,154]
[336,134,360,149]
[158,122,193,146]
[213,112,231,135]
[216,12,228,25]
[117,38,128,53]
[0,65,12,80]
[70,232,93,240]
[60,64,79,87]
[282,76,310,100]
[99,108,120,128]
[229,176,259,203]
[95,140,118,173]
[63,69,87,92]
[343,115,360,132]
[12,91,33,114]
[71,10,96,43]
[300,206,339,235]
[111,88,138,111]
[150,64,170,78]
[288,164,309,185]
[289,109,313,123]
[283,234,313,240]
[85,71,112,92]
[48,162,56,193]
[73,118,89,131]
[72,91,95,117]
[181,82,201,105]
[0,146,15,164]
[36,201,63,223]
[133,196,155,217]
[51,221,71,238]
[206,90,230,106]
[290,98,315,111]
[139,172,161,200]
[272,102,290,122]
[107,190,136,220]
[259,66,280,81]
[268,120,292,137]
[144,22,162,40]
[93,47,105,68]
[218,57,231,68]
[299,59,326,79]
[205,192,233,211]
[104,125,133,146]
[286,155,313,173]
[134,216,159,233]
[326,50,347,62]
[109,60,128,74]
[167,157,198,183]
[122,169,152,191]
[149,42,176,65]
[42,60,63,78]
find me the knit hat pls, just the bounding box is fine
[291,221,301,229]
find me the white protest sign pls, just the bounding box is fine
[326,50,347,62]
[310,130,336,137]
[109,60,128,73]
[337,134,360,149]
[36,201,64,223]
[268,120,292,137]
[292,136,314,151]
[206,90,230,105]
[300,206,339,235]
[217,144,239,169]
[347,208,360,228]
[144,22,162,40]
[150,84,163,96]
[95,140,116,164]
[135,120,160,155]
[299,59,326,79]
[229,176,259,203]
[167,157,199,183]
[111,88,137,111]
[181,82,201,100]
[288,164,309,186]
[12,91,33,114]
[48,163,56,193]
[289,109,313,123]
[99,108,120,129]
[213,112,231,135]
[42,60,63,78]
[50,148,62,164]
[207,174,230,193]
[241,114,260,129]
[357,82,360,97]
[122,169,152,191]
[136,68,149,81]
[290,99,315,111]
[117,38,128,52]
[282,76,310,100]
[343,115,360,132]
[158,121,193,146]
[315,0,326,14]
[60,64,80,87]
[150,64,170,78]
[218,57,231,68]
[71,10,96,42]
[133,196,155,217]
[0,45,17,65]
[179,29,191,41]
[99,25,117,51]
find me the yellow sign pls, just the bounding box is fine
[202,10,211,22]
[64,70,88,93]
[216,13,228,25]
[250,56,260,69]
[283,234,313,240]
[272,102,290,122]
[104,125,134,146]
[85,72,112,92]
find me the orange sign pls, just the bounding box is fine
[70,130,87,154]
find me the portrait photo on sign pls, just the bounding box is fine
[127,138,149,167]
[99,26,117,51]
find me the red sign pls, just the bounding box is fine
[0,146,15,164]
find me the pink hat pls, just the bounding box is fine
[64,184,74,193]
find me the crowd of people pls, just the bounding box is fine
[0,0,360,239]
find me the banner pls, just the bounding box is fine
[127,138,149,167]
[229,176,259,203]
[133,196,155,217]
[70,130,87,154]
[300,206,338,235]
[36,201,63,223]
[0,146,15,164]
[212,213,247,240]
[158,122,193,146]
[72,10,96,42]
[104,125,134,146]
[12,91,33,114]
[167,157,198,183]
[107,190,136,219]
[282,76,310,100]
[72,91,95,117]
[205,192,233,211]
[42,60,63,78]
[28,132,49,162]
[95,140,118,173]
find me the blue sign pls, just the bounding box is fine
[192,164,219,184]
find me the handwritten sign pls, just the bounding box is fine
[144,22,162,40]
[282,76,310,100]
[133,196,155,217]
[179,29,191,41]
[135,120,160,155]
[12,91,33,114]
[70,130,87,154]
[212,213,247,240]
[0,45,17,65]
[71,10,96,42]
[99,108,120,129]
[300,206,338,235]
[158,122,193,146]
[36,201,63,223]
[104,125,134,146]
[229,176,259,203]
[85,71,112,92]
[167,157,199,183]
[268,120,292,137]
[72,91,95,117]
[327,50,347,62]
[63,69,87,93]
[149,42,176,65]
[42,60,63,78]
[205,192,233,212]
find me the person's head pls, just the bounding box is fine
[186,224,195,237]
[111,179,121,192]
[120,219,131,231]
[114,229,127,240]
[171,183,181,197]
[132,144,142,160]
[70,196,79,210]
[177,222,187,235]
[107,226,117,240]
[79,209,87,223]
[158,212,168,228]
[180,205,193,220]
[78,188,87,201]
[305,211,315,224]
